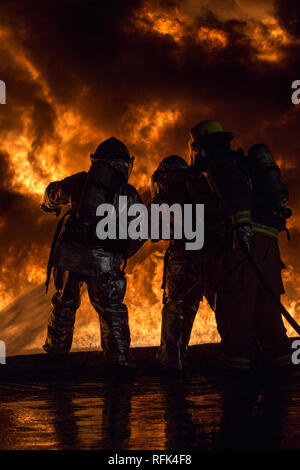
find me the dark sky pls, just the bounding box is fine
[0,0,299,321]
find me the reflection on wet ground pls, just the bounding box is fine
[0,373,300,450]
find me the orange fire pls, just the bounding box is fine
[134,3,228,51]
[0,4,298,356]
[248,18,292,62]
[197,27,227,49]
[132,2,297,63]
[133,3,185,42]
[0,49,218,353]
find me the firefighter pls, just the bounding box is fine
[189,120,292,373]
[151,155,224,371]
[41,137,144,377]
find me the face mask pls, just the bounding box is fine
[107,157,135,180]
[189,139,209,172]
[127,156,135,179]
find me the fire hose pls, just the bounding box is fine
[242,247,300,336]
[179,245,300,336]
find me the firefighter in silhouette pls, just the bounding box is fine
[189,120,292,372]
[151,154,224,371]
[41,137,144,375]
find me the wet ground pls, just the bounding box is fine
[0,345,300,450]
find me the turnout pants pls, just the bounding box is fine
[215,232,290,369]
[43,268,131,365]
[157,251,217,370]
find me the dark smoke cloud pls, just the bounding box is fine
[275,0,300,38]
[0,0,299,304]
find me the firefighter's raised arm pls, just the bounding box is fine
[41,181,66,216]
[41,172,86,216]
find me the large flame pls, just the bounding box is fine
[0,2,298,355]
[132,1,298,62]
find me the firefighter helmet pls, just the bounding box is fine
[191,120,224,138]
[91,137,132,162]
[189,120,234,167]
[151,155,189,200]
[190,120,234,142]
[156,155,189,173]
[91,137,134,179]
